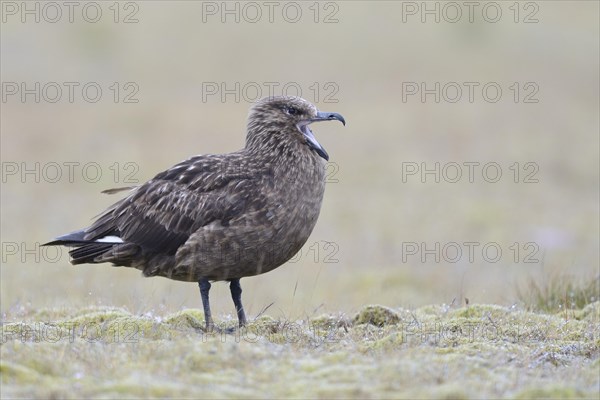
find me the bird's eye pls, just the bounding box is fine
[283,106,299,116]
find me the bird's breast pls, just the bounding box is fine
[171,153,328,281]
[266,154,326,241]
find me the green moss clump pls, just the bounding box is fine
[579,301,600,322]
[449,304,511,319]
[353,305,401,327]
[0,361,44,384]
[514,387,590,399]
[164,309,205,332]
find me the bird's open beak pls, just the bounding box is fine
[297,111,345,161]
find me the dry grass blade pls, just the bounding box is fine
[517,273,600,312]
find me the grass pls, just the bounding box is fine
[2,302,598,399]
[517,273,600,313]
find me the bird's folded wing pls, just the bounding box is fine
[84,156,261,256]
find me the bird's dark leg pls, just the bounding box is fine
[229,279,247,327]
[198,278,214,331]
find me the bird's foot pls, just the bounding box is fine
[201,320,246,335]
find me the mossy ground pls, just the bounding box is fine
[2,303,598,399]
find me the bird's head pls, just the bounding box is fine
[246,96,345,161]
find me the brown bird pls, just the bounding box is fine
[43,96,345,330]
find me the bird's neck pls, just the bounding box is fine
[244,127,326,193]
[244,128,306,164]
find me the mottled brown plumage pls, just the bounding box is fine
[44,96,345,329]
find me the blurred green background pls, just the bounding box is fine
[1,1,598,319]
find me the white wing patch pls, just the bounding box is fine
[95,236,124,243]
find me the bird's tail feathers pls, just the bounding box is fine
[69,243,115,265]
[42,229,88,246]
[43,230,132,265]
